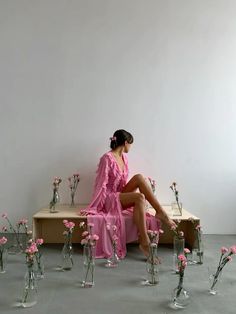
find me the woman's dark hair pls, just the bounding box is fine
[110,129,134,149]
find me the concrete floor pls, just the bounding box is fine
[0,235,236,314]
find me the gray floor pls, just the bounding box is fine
[1,235,236,314]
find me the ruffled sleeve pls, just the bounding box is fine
[88,154,110,211]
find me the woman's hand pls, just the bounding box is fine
[155,211,177,230]
[166,218,177,230]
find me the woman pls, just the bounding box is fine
[81,129,176,258]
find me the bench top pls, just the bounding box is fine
[33,204,199,221]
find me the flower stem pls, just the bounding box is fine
[176,273,184,298]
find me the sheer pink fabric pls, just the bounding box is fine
[81,151,160,259]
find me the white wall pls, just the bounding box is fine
[0,0,236,233]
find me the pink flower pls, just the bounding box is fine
[18,218,28,225]
[0,237,7,245]
[230,246,236,255]
[178,254,187,262]
[82,231,89,237]
[26,243,38,254]
[36,238,44,245]
[221,247,228,254]
[184,248,191,254]
[1,213,7,219]
[63,220,75,230]
[67,222,75,229]
[92,234,99,241]
[227,256,233,262]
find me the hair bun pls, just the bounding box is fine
[109,136,117,141]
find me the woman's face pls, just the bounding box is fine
[124,141,132,153]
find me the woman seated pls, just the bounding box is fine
[81,129,176,258]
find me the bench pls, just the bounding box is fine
[32,204,200,248]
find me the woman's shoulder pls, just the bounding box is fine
[99,151,113,164]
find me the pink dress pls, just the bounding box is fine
[81,151,160,259]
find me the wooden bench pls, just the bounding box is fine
[32,204,200,248]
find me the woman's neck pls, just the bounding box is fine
[111,147,123,157]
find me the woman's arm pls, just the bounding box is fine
[89,154,110,209]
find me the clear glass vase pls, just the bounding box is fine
[191,230,204,264]
[21,264,37,308]
[173,236,185,273]
[35,252,44,279]
[171,201,182,216]
[8,233,24,255]
[172,286,190,308]
[61,238,73,271]
[49,191,59,213]
[171,274,190,308]
[208,267,222,295]
[81,243,96,288]
[105,242,120,268]
[70,192,75,207]
[0,248,8,273]
[145,243,159,285]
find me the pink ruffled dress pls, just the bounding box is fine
[81,151,160,259]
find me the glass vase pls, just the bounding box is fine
[171,201,182,216]
[191,230,204,264]
[172,284,190,308]
[70,192,75,207]
[208,267,222,295]
[35,252,44,279]
[105,242,120,268]
[50,191,59,213]
[173,236,185,273]
[8,233,24,255]
[81,243,96,288]
[145,243,159,285]
[21,264,37,308]
[61,238,73,271]
[0,248,8,273]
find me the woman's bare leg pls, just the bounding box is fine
[119,192,150,257]
[122,174,176,228]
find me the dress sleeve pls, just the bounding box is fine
[89,154,110,210]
